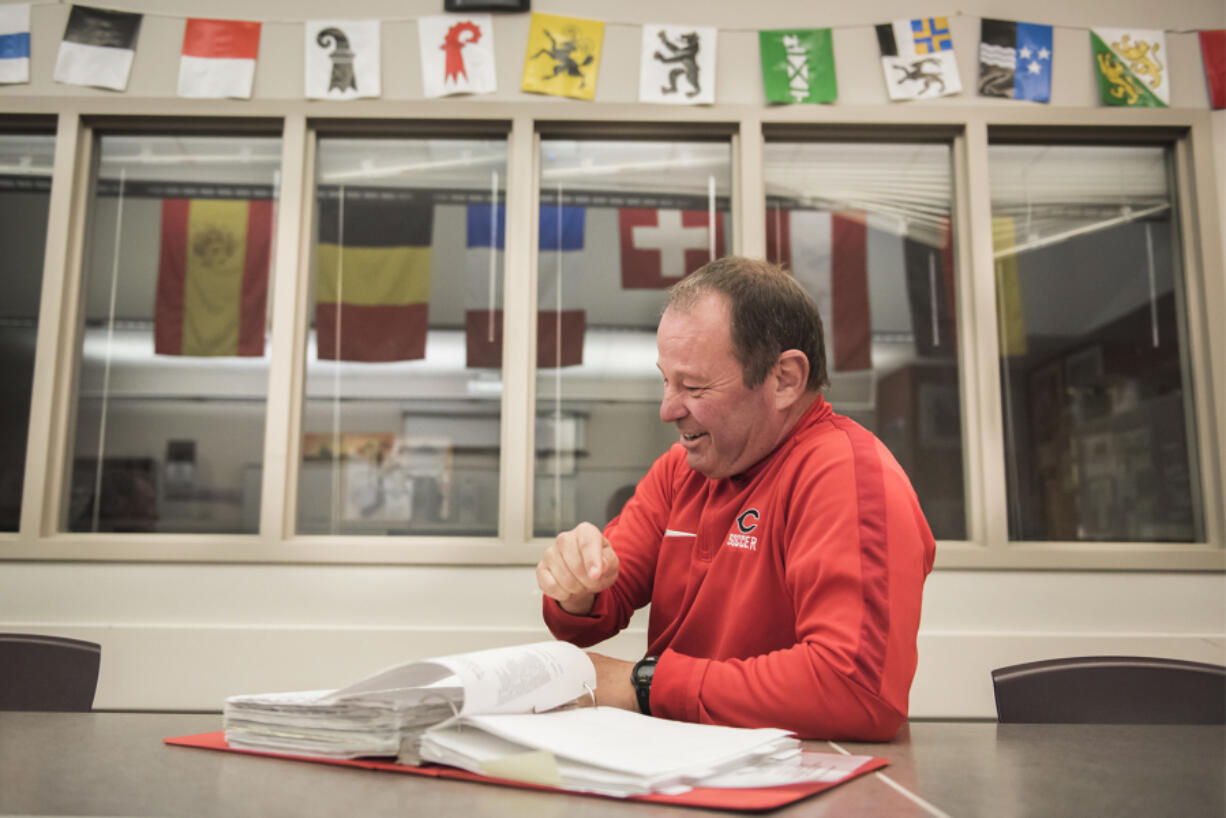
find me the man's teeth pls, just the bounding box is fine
[683,433,703,441]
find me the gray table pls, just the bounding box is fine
[0,713,1222,817]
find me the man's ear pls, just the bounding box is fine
[773,350,810,408]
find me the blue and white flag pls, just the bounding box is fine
[979,19,1053,102]
[54,5,142,91]
[0,4,30,85]
[465,202,586,368]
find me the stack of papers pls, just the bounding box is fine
[222,640,827,797]
[421,707,798,797]
[224,688,457,759]
[224,641,593,760]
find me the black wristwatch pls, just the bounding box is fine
[631,655,658,716]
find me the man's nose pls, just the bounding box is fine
[660,387,686,423]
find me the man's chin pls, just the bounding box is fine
[684,451,719,479]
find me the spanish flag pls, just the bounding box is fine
[155,198,273,357]
[315,192,433,362]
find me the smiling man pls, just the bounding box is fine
[536,256,936,741]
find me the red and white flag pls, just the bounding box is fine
[178,18,260,99]
[1201,30,1226,109]
[418,14,496,98]
[767,207,874,372]
[618,207,726,289]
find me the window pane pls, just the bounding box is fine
[66,134,281,533]
[298,137,507,536]
[0,133,55,531]
[534,139,732,536]
[763,142,964,539]
[989,143,1202,541]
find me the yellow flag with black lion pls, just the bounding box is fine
[522,13,604,100]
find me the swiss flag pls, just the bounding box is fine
[618,208,727,289]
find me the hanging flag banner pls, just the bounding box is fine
[1200,30,1226,109]
[521,12,603,100]
[418,14,496,98]
[178,18,261,99]
[536,202,587,368]
[464,201,506,369]
[464,202,587,369]
[315,192,433,362]
[978,18,1052,102]
[1091,28,1168,107]
[639,24,716,105]
[305,20,380,100]
[0,4,30,85]
[767,208,873,372]
[54,4,142,91]
[618,207,726,288]
[903,220,957,360]
[992,217,1027,357]
[155,198,273,358]
[766,207,956,368]
[759,28,837,104]
[875,17,962,101]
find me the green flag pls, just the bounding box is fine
[759,29,836,103]
[1090,28,1168,107]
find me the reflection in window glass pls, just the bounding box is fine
[534,139,732,537]
[66,134,281,533]
[298,137,507,536]
[764,142,964,539]
[990,144,1201,541]
[0,134,55,531]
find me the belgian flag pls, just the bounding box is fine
[155,198,273,357]
[315,192,433,362]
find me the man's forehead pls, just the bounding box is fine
[657,300,739,374]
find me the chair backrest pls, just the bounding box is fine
[0,633,101,712]
[993,655,1226,724]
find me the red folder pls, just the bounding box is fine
[165,731,886,812]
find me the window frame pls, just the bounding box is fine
[0,98,1219,570]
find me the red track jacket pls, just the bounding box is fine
[544,395,936,741]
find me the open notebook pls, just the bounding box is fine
[215,640,880,799]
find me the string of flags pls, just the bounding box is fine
[0,4,1222,109]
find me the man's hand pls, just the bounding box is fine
[587,652,638,711]
[536,521,620,615]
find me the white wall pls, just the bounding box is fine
[2,0,1225,717]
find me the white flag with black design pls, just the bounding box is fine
[639,24,716,105]
[54,4,141,91]
[875,17,962,101]
[305,20,380,100]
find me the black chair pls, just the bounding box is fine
[993,655,1226,724]
[0,633,101,712]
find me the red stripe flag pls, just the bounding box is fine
[155,198,272,357]
[766,207,872,372]
[1200,30,1226,109]
[179,18,260,99]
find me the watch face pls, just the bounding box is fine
[633,656,657,686]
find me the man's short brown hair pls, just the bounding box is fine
[666,256,830,391]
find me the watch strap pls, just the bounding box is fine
[632,655,658,716]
